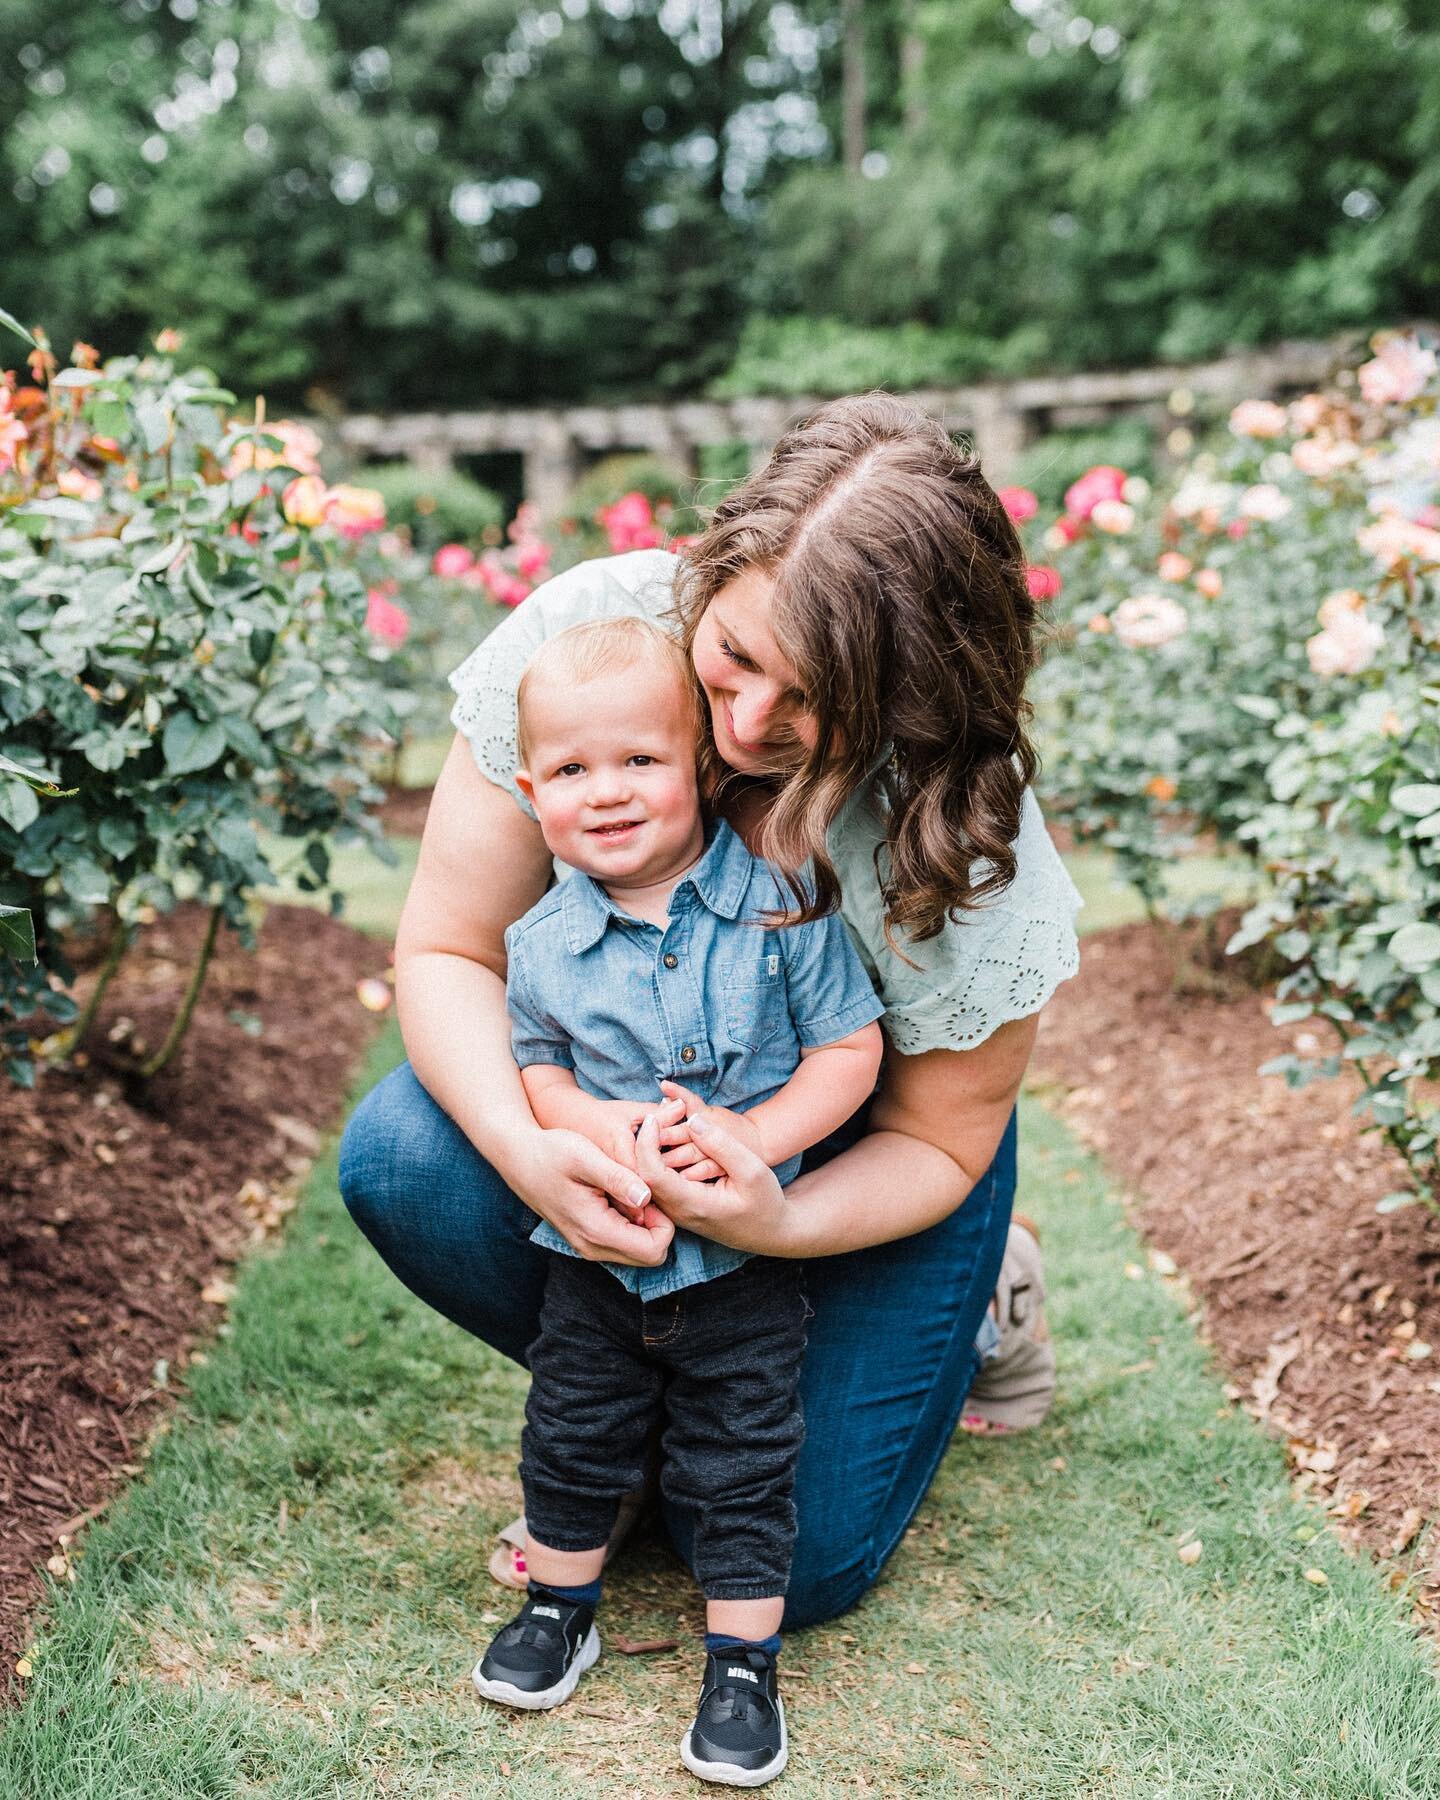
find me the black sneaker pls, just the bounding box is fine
[680,1647,788,1787]
[471,1588,600,1711]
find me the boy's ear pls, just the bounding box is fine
[515,767,535,803]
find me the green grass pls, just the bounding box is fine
[4,1022,1438,1798]
[1064,844,1260,936]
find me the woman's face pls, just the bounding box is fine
[691,567,820,776]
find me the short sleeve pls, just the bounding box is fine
[448,548,679,818]
[833,788,1084,1056]
[780,908,887,1049]
[503,929,574,1072]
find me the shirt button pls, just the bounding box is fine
[680,1045,697,1064]
[663,953,678,969]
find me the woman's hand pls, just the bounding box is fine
[513,1126,677,1266]
[634,1103,791,1256]
[653,1078,766,1183]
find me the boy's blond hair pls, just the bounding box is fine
[515,615,700,765]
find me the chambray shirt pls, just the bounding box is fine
[504,819,885,1299]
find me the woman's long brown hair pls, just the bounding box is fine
[672,391,1039,950]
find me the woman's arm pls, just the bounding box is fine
[395,735,670,1263]
[633,1011,1038,1257]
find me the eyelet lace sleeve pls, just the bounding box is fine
[833,787,1083,1056]
[447,548,678,816]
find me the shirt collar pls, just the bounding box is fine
[559,817,751,955]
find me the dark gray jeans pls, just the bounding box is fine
[520,1253,809,1602]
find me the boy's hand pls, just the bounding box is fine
[656,1079,765,1183]
[583,1096,688,1198]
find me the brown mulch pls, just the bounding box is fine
[0,904,389,1675]
[377,783,432,838]
[1033,912,1440,1586]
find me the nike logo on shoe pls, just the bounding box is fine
[531,1605,561,1619]
[726,1665,759,1682]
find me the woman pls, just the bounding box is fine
[339,393,1082,1628]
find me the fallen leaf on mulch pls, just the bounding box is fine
[1392,1508,1425,1556]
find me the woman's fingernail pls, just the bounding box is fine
[629,1183,650,1207]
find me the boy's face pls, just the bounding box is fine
[516,660,704,885]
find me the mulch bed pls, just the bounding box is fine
[377,782,431,838]
[1034,911,1440,1595]
[0,905,390,1678]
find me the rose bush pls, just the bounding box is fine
[1027,328,1440,1205]
[0,319,408,1083]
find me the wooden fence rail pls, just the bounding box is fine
[325,334,1357,515]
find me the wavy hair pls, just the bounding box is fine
[672,391,1039,949]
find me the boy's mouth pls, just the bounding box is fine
[586,819,643,839]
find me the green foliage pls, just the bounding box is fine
[0,334,407,1081]
[755,0,1439,379]
[1028,331,1440,1200]
[361,461,505,550]
[565,452,697,527]
[709,313,1049,398]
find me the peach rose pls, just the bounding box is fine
[1090,498,1135,535]
[1112,594,1188,649]
[1228,399,1288,439]
[1306,609,1383,677]
[1357,513,1440,569]
[282,474,328,528]
[324,483,386,540]
[56,466,103,503]
[1157,552,1192,583]
[1291,436,1360,479]
[1194,569,1223,600]
[1145,775,1178,803]
[1238,483,1292,522]
[1316,588,1366,630]
[1358,335,1437,408]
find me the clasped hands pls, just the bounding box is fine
[523,1079,785,1269]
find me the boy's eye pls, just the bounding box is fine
[555,763,584,778]
[628,754,655,767]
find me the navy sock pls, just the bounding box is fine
[531,1576,602,1608]
[705,1631,781,1659]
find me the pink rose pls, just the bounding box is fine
[516,538,551,580]
[498,575,531,607]
[365,589,410,646]
[432,542,476,578]
[1291,436,1360,479]
[1194,568,1223,600]
[1025,564,1062,601]
[998,486,1039,523]
[1238,483,1291,523]
[1357,513,1440,568]
[1063,465,1127,522]
[598,490,658,553]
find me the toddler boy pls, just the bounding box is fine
[472,616,884,1787]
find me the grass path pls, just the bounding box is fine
[5,1016,1439,1797]
[5,820,1439,1794]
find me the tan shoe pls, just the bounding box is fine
[488,1489,650,1590]
[960,1215,1056,1435]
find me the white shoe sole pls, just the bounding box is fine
[680,1699,788,1787]
[472,1625,600,1711]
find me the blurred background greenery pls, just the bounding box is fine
[3,0,1435,418]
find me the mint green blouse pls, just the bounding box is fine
[448,548,1083,1055]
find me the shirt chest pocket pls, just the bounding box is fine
[722,953,787,1051]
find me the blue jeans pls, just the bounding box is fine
[338,1062,1016,1630]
